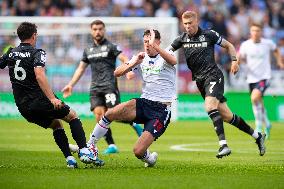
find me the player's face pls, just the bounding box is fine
[250,26,262,42]
[182,17,199,36]
[143,35,160,56]
[91,24,105,42]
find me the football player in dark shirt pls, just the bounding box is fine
[62,20,142,154]
[169,11,266,158]
[0,22,99,168]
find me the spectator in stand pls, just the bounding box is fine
[155,1,173,17]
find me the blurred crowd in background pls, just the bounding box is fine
[1,0,284,92]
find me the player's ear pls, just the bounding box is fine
[156,40,161,45]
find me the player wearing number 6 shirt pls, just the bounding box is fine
[0,22,99,168]
[238,23,284,139]
[169,11,266,158]
[62,20,143,154]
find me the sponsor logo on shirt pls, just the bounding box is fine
[183,42,207,48]
[199,35,205,42]
[87,51,109,58]
[101,45,107,51]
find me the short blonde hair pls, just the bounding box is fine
[250,23,263,30]
[182,11,198,19]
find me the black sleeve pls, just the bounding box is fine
[207,30,222,46]
[81,49,90,64]
[0,47,13,69]
[33,49,46,67]
[171,35,183,51]
[111,44,122,57]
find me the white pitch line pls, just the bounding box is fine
[170,143,284,154]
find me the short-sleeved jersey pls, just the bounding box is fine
[0,43,46,105]
[171,27,223,81]
[239,38,276,83]
[132,50,176,102]
[81,38,122,92]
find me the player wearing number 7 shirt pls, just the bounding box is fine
[168,11,266,158]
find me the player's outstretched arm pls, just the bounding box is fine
[149,30,177,65]
[114,52,145,77]
[117,53,135,79]
[61,61,88,98]
[35,67,63,109]
[220,38,239,75]
[273,48,284,69]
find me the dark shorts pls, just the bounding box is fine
[249,79,270,96]
[17,95,70,129]
[196,73,227,103]
[90,90,120,111]
[133,98,171,140]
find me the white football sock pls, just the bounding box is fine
[252,103,263,132]
[88,116,111,145]
[219,140,227,146]
[141,149,151,163]
[262,108,271,129]
[252,130,259,139]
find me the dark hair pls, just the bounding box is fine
[17,22,37,41]
[90,20,105,28]
[143,29,161,40]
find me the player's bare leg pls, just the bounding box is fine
[94,106,118,154]
[205,96,230,158]
[133,131,157,167]
[218,102,266,156]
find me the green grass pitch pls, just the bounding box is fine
[0,119,283,189]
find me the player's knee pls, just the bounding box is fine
[64,109,78,122]
[205,104,216,112]
[133,146,144,158]
[49,119,63,130]
[251,96,261,104]
[221,113,232,123]
[105,108,115,121]
[204,100,218,112]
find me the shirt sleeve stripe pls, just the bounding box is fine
[217,37,222,45]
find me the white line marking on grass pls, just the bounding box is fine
[170,143,284,154]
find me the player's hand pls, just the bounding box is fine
[137,52,145,60]
[149,29,156,47]
[230,61,239,75]
[61,85,73,98]
[51,98,63,110]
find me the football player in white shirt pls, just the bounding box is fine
[86,29,177,167]
[238,23,284,139]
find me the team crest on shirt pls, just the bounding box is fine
[101,45,107,51]
[187,39,190,42]
[199,35,205,42]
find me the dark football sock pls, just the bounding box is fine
[208,109,226,142]
[104,128,115,145]
[229,114,254,135]
[53,128,72,158]
[69,118,87,149]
